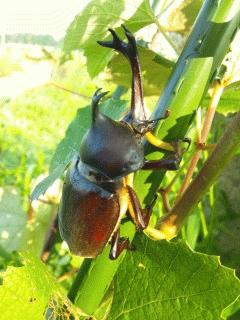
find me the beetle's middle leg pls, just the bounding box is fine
[126,185,158,230]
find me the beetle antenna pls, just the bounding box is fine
[91,88,109,123]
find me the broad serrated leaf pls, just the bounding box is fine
[109,236,240,320]
[63,0,156,77]
[109,47,172,96]
[31,99,128,201]
[222,296,240,319]
[0,252,81,320]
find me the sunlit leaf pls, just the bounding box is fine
[63,0,156,77]
[0,252,81,320]
[203,88,240,115]
[0,188,26,252]
[110,236,240,320]
[164,0,203,34]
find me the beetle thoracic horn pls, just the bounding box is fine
[91,88,109,123]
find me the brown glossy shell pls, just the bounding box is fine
[58,164,120,257]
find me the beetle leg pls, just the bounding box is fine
[109,229,134,260]
[127,186,158,230]
[141,137,191,172]
[145,132,191,152]
[148,134,191,152]
[98,25,146,122]
[142,156,181,171]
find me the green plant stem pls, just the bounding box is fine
[70,222,135,314]
[157,112,240,238]
[177,80,224,199]
[68,258,92,302]
[198,202,208,238]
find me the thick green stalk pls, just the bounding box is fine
[69,0,240,315]
[71,222,135,314]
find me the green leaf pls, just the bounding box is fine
[0,188,54,256]
[31,99,128,201]
[167,0,203,34]
[203,88,240,115]
[31,164,67,202]
[63,0,156,77]
[0,252,80,320]
[222,296,240,319]
[124,0,156,31]
[0,187,26,252]
[109,47,172,96]
[185,209,201,250]
[110,236,240,320]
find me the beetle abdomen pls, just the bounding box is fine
[59,163,120,257]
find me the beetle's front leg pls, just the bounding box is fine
[145,132,191,153]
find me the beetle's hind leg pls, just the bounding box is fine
[109,183,158,259]
[127,185,158,230]
[109,229,135,260]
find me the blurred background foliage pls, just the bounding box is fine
[0,0,240,318]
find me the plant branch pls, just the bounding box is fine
[41,211,58,262]
[177,80,224,198]
[148,112,240,240]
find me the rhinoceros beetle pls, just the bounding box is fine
[59,25,185,259]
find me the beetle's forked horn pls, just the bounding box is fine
[97,25,137,59]
[97,25,146,123]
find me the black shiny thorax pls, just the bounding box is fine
[80,109,145,180]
